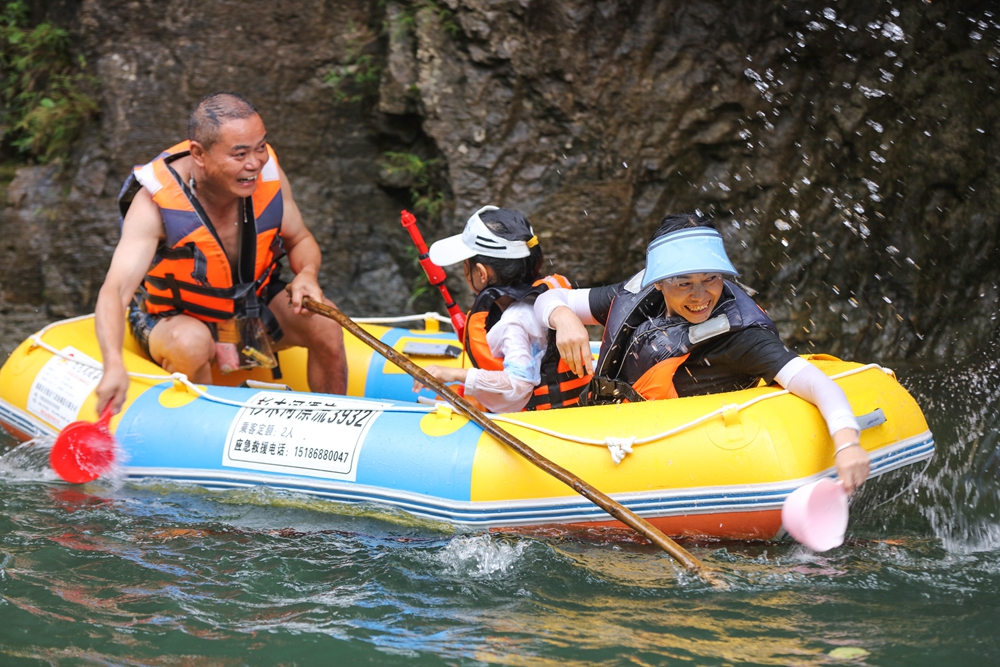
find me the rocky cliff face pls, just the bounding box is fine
[2,0,998,363]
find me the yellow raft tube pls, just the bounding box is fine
[0,314,934,540]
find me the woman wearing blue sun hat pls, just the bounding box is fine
[535,212,870,493]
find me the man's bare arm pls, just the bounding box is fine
[277,167,325,313]
[94,188,164,413]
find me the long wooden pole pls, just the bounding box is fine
[303,298,718,582]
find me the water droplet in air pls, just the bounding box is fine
[882,22,905,42]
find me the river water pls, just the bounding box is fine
[2,351,1000,666]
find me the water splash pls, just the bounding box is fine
[0,436,60,481]
[898,339,1000,552]
[437,534,527,577]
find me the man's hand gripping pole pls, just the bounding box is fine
[401,210,467,342]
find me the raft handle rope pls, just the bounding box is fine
[491,364,895,464]
[352,312,453,327]
[27,314,897,455]
[26,315,435,416]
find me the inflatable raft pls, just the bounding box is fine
[0,315,935,540]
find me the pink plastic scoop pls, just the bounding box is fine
[781,479,849,552]
[49,406,117,484]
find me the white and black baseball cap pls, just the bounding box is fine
[428,206,538,267]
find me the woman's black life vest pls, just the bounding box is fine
[582,274,776,404]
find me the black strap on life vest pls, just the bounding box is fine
[523,334,592,410]
[579,376,645,406]
[465,280,590,410]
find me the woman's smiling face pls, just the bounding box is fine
[655,273,724,323]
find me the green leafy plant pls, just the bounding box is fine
[381,151,445,222]
[404,245,435,308]
[382,151,450,306]
[323,20,384,106]
[0,1,98,163]
[325,0,460,106]
[422,0,460,37]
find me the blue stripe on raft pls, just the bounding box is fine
[118,424,934,528]
[363,328,461,402]
[116,384,481,501]
[122,433,935,527]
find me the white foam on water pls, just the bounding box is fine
[436,534,526,578]
[0,435,129,488]
[0,436,61,481]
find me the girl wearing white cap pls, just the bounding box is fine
[534,213,870,493]
[415,206,593,413]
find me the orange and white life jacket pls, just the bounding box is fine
[117,141,285,334]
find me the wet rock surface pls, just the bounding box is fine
[2,0,998,364]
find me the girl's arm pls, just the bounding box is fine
[775,358,870,493]
[416,304,540,413]
[415,364,536,414]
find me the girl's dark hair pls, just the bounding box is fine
[467,209,543,286]
[649,212,717,243]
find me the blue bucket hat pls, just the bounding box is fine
[641,227,739,288]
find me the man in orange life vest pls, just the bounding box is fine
[94,92,347,414]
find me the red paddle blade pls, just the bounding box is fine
[49,408,117,484]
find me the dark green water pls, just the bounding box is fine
[2,358,1000,666]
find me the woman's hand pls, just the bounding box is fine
[413,365,468,393]
[549,306,594,378]
[832,428,869,494]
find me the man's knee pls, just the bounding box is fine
[151,318,215,367]
[301,314,345,357]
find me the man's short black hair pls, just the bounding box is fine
[188,92,260,150]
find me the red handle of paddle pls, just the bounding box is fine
[97,406,113,430]
[401,210,467,342]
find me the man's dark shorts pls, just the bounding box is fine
[127,272,288,359]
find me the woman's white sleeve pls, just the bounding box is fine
[533,288,599,328]
[775,358,861,436]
